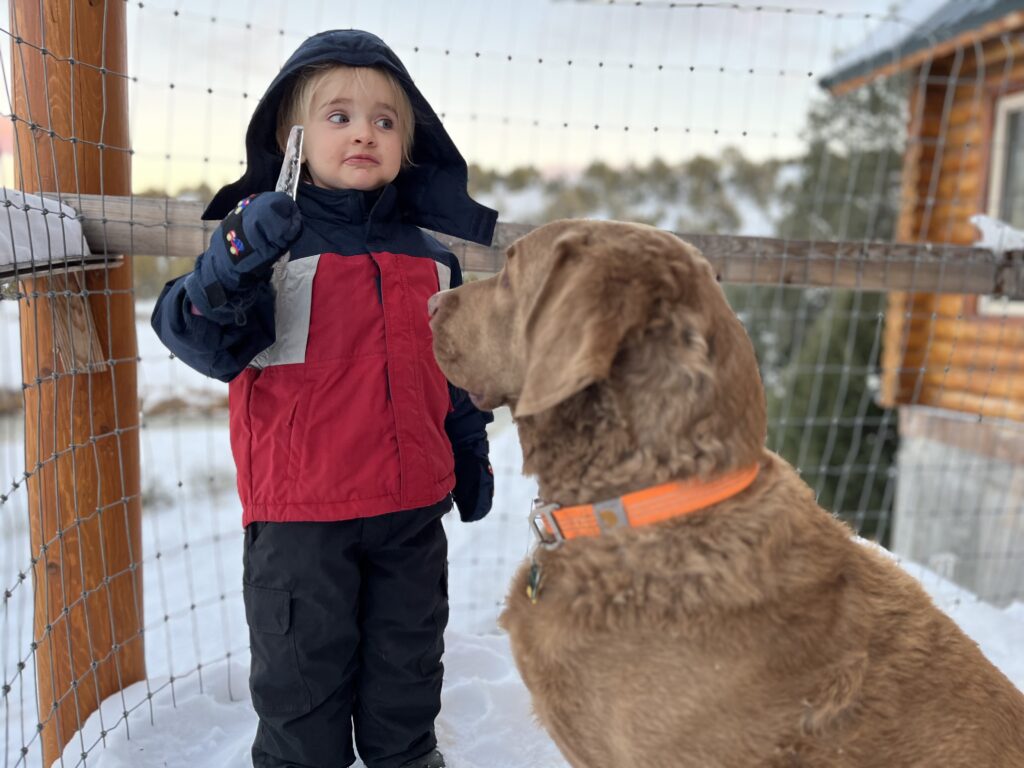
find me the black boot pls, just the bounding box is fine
[398,748,446,768]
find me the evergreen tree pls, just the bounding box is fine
[760,76,906,541]
[767,290,896,539]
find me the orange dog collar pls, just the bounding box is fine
[529,464,761,549]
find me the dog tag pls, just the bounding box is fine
[526,560,544,604]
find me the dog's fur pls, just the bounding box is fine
[429,219,1024,768]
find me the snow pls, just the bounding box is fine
[0,189,93,279]
[829,0,954,76]
[0,305,1022,768]
[136,299,232,414]
[473,165,785,239]
[826,0,1015,84]
[970,213,1024,253]
[734,193,776,238]
[1,298,19,388]
[474,184,549,228]
[45,632,565,768]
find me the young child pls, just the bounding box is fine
[151,30,498,768]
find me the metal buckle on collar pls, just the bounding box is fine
[529,498,565,550]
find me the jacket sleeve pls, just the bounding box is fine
[150,268,276,383]
[441,252,496,522]
[442,252,494,450]
[448,384,494,523]
[445,383,494,451]
[150,191,301,382]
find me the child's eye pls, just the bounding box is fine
[327,112,349,124]
[375,117,394,130]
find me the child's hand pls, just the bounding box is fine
[218,192,303,286]
[184,192,302,322]
[452,450,495,522]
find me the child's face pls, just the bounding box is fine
[302,68,404,192]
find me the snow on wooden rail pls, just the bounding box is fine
[61,193,1024,299]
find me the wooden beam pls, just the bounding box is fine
[10,1,143,764]
[0,255,123,281]
[679,235,1024,299]
[67,193,1024,299]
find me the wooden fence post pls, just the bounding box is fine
[9,1,144,764]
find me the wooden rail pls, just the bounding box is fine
[63,193,1024,298]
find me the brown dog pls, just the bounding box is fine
[428,219,1024,768]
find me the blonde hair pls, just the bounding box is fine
[276,64,415,166]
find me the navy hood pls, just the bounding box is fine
[203,29,497,246]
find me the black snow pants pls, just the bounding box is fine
[243,498,451,768]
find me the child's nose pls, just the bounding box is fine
[353,119,376,144]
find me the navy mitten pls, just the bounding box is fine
[452,449,495,523]
[185,192,302,324]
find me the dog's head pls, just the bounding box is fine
[430,219,766,483]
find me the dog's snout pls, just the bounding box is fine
[427,291,443,319]
[428,290,458,320]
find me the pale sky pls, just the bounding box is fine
[1,0,935,194]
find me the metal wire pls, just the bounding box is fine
[0,2,1021,766]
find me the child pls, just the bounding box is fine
[151,29,498,768]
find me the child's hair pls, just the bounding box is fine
[276,63,415,166]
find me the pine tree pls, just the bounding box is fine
[761,76,906,541]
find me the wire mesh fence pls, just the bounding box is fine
[0,0,1023,766]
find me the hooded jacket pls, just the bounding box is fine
[152,30,497,526]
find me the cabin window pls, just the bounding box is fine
[983,90,1024,317]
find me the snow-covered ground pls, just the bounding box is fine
[473,168,788,240]
[1,297,552,767]
[1,300,1023,768]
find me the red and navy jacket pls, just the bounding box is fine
[151,30,498,526]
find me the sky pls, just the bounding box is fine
[0,0,946,195]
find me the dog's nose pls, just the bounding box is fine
[427,291,443,319]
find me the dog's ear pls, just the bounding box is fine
[515,228,647,417]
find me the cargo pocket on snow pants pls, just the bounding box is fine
[243,582,312,716]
